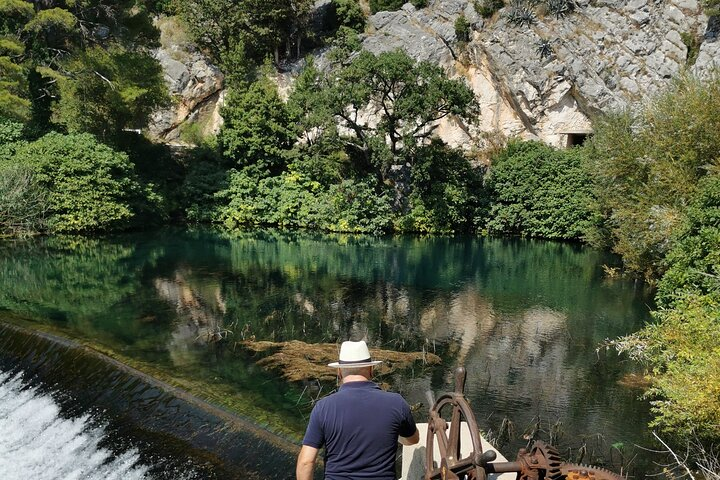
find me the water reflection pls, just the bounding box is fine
[0,229,656,473]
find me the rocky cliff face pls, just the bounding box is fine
[148,17,225,145]
[358,0,719,148]
[147,1,719,148]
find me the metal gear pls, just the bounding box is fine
[561,464,625,480]
[424,366,625,480]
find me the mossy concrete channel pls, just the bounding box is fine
[0,318,318,479]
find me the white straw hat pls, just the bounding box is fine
[328,340,383,368]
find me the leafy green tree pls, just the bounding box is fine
[218,76,294,176]
[4,0,164,137]
[0,0,34,120]
[1,132,151,233]
[176,0,314,63]
[402,140,486,233]
[485,140,593,240]
[587,74,720,278]
[291,50,477,179]
[600,76,720,453]
[38,45,166,141]
[330,0,366,32]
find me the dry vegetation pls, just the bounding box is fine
[239,340,441,382]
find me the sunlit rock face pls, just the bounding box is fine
[148,1,718,148]
[353,0,718,148]
[148,17,225,145]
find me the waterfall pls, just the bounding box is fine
[0,370,149,480]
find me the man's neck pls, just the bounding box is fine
[341,375,370,384]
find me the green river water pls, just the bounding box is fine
[0,228,659,476]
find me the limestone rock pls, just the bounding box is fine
[147,16,225,145]
[302,0,715,148]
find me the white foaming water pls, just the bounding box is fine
[0,370,150,480]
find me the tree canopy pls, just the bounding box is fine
[0,0,166,140]
[290,50,477,178]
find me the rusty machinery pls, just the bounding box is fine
[425,367,625,480]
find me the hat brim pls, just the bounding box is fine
[328,360,383,368]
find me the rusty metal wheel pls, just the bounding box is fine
[425,367,488,480]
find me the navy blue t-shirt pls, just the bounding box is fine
[302,381,417,480]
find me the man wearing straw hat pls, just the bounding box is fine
[296,340,419,480]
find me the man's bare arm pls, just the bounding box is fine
[399,428,420,446]
[296,445,319,480]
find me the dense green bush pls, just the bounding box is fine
[1,132,153,233]
[0,163,49,236]
[455,15,471,42]
[619,292,720,441]
[603,76,720,452]
[369,0,426,14]
[323,178,393,234]
[402,140,485,234]
[657,175,720,307]
[0,117,25,145]
[219,77,294,176]
[330,0,366,32]
[484,141,593,240]
[703,0,720,16]
[474,0,505,18]
[587,74,720,278]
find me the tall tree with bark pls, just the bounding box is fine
[290,50,477,179]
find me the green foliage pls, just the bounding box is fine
[0,36,29,121]
[602,76,720,447]
[369,0,406,12]
[182,151,231,224]
[369,0,427,12]
[219,77,294,175]
[474,0,505,18]
[587,74,720,278]
[455,15,471,43]
[23,8,78,35]
[703,0,720,16]
[617,292,720,441]
[0,117,25,145]
[680,31,702,67]
[2,132,149,233]
[217,167,324,230]
[656,175,720,307]
[330,0,366,32]
[176,0,315,62]
[402,140,485,234]
[324,179,393,234]
[485,141,593,240]
[40,45,167,141]
[629,176,720,440]
[0,163,49,236]
[291,49,477,178]
[0,0,34,33]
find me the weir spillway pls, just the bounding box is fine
[0,320,305,479]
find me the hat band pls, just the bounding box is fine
[339,358,371,364]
